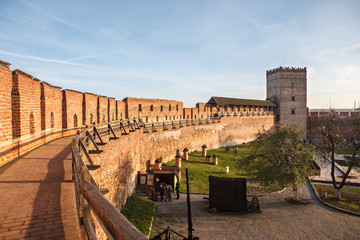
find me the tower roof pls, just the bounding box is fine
[207,96,276,107]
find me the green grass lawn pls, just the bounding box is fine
[164,144,279,194]
[313,184,360,214]
[121,195,155,235]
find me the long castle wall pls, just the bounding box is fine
[91,115,275,209]
[0,59,276,169]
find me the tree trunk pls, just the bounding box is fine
[294,188,300,201]
[335,188,341,199]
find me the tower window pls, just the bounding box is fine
[291,109,296,115]
[139,104,142,111]
[169,104,171,111]
[150,105,153,111]
[161,105,163,112]
[291,96,295,101]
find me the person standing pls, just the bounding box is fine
[176,181,180,199]
[160,182,164,201]
[167,184,173,202]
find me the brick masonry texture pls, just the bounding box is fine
[41,81,62,133]
[83,92,98,125]
[108,97,116,122]
[97,95,108,124]
[0,62,12,151]
[12,70,41,141]
[116,100,126,120]
[124,97,183,123]
[62,89,83,129]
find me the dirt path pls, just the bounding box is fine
[152,182,360,239]
[0,137,80,240]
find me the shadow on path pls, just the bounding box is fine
[23,141,75,239]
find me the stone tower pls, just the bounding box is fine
[266,67,307,134]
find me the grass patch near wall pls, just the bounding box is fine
[164,144,280,194]
[313,184,360,214]
[121,195,155,235]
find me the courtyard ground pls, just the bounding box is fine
[151,182,360,240]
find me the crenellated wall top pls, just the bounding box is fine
[0,60,11,69]
[41,81,62,89]
[62,89,83,94]
[13,69,38,81]
[266,66,306,76]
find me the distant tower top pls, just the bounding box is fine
[266,66,307,135]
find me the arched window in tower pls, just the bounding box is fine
[150,105,153,111]
[176,105,179,111]
[161,105,163,112]
[169,104,171,111]
[74,114,78,128]
[30,112,35,134]
[139,104,142,111]
[50,112,54,128]
[156,116,159,122]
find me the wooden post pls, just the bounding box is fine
[212,154,218,165]
[205,155,211,164]
[183,148,189,160]
[176,153,182,168]
[202,145,207,157]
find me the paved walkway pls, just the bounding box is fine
[0,137,81,240]
[153,182,360,239]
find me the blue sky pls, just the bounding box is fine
[1,0,359,108]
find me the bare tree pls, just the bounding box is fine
[318,110,360,199]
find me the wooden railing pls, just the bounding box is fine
[72,113,271,239]
[72,120,148,240]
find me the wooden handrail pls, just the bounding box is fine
[81,181,146,240]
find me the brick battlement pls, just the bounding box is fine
[266,66,306,76]
[41,81,62,89]
[12,69,37,81]
[0,60,11,69]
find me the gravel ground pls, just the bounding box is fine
[151,182,360,240]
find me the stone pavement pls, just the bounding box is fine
[153,182,360,239]
[0,137,81,240]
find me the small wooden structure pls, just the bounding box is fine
[138,166,180,198]
[209,176,247,212]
